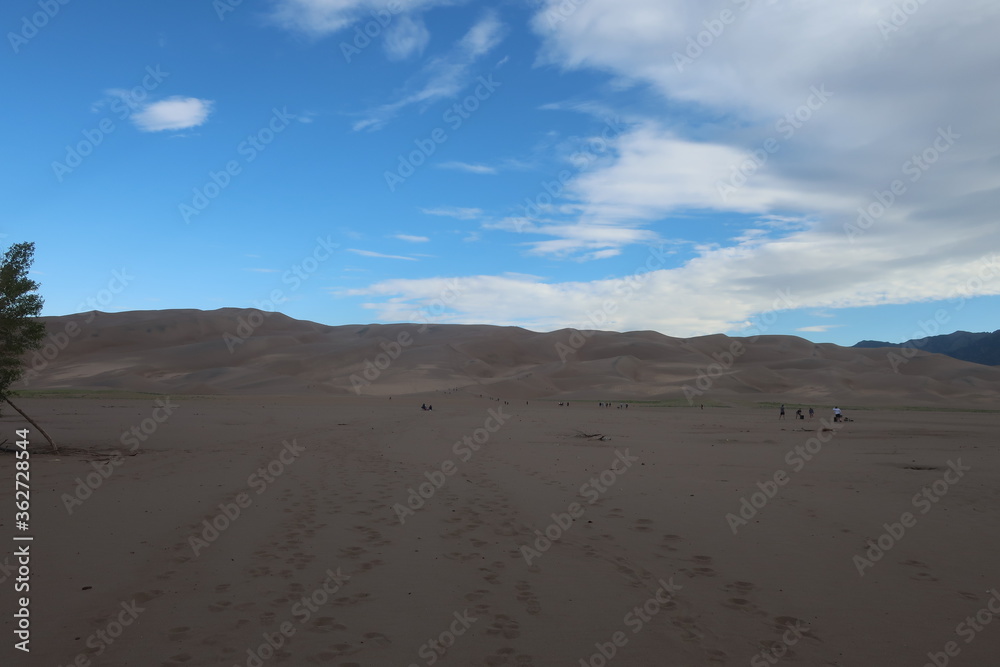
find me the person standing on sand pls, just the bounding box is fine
[833,406,842,422]
[779,404,786,420]
[808,407,814,419]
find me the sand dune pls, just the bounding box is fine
[21,308,1000,406]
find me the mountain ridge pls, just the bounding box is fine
[854,329,1000,366]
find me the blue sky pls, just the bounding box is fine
[4,0,999,347]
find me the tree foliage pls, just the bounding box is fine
[0,242,45,400]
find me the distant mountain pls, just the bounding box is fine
[854,330,1000,366]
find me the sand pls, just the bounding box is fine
[22,309,1000,407]
[2,393,998,666]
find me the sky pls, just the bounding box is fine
[4,0,999,347]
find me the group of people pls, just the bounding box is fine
[779,404,849,421]
[779,404,815,420]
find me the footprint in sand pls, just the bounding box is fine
[656,534,683,554]
[165,652,194,663]
[900,560,940,582]
[632,519,654,532]
[722,580,757,594]
[679,566,717,578]
[773,616,818,640]
[486,614,521,639]
[362,631,392,646]
[339,546,367,559]
[722,597,766,617]
[310,617,346,631]
[515,580,542,615]
[670,615,703,641]
[359,558,384,572]
[480,565,504,585]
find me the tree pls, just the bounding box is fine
[0,242,57,452]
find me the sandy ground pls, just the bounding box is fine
[1,394,998,666]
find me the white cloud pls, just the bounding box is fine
[796,325,842,333]
[383,14,430,60]
[582,248,621,261]
[132,97,213,132]
[353,12,504,131]
[420,206,483,220]
[393,234,430,243]
[348,248,418,261]
[523,224,660,257]
[437,161,497,174]
[348,244,1000,336]
[269,0,450,37]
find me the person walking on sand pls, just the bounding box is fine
[833,406,842,422]
[779,404,786,420]
[808,407,814,419]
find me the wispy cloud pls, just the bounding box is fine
[384,14,431,60]
[269,0,449,37]
[353,12,505,131]
[132,97,214,132]
[393,234,430,243]
[348,248,418,261]
[437,161,498,174]
[797,325,843,333]
[421,206,484,220]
